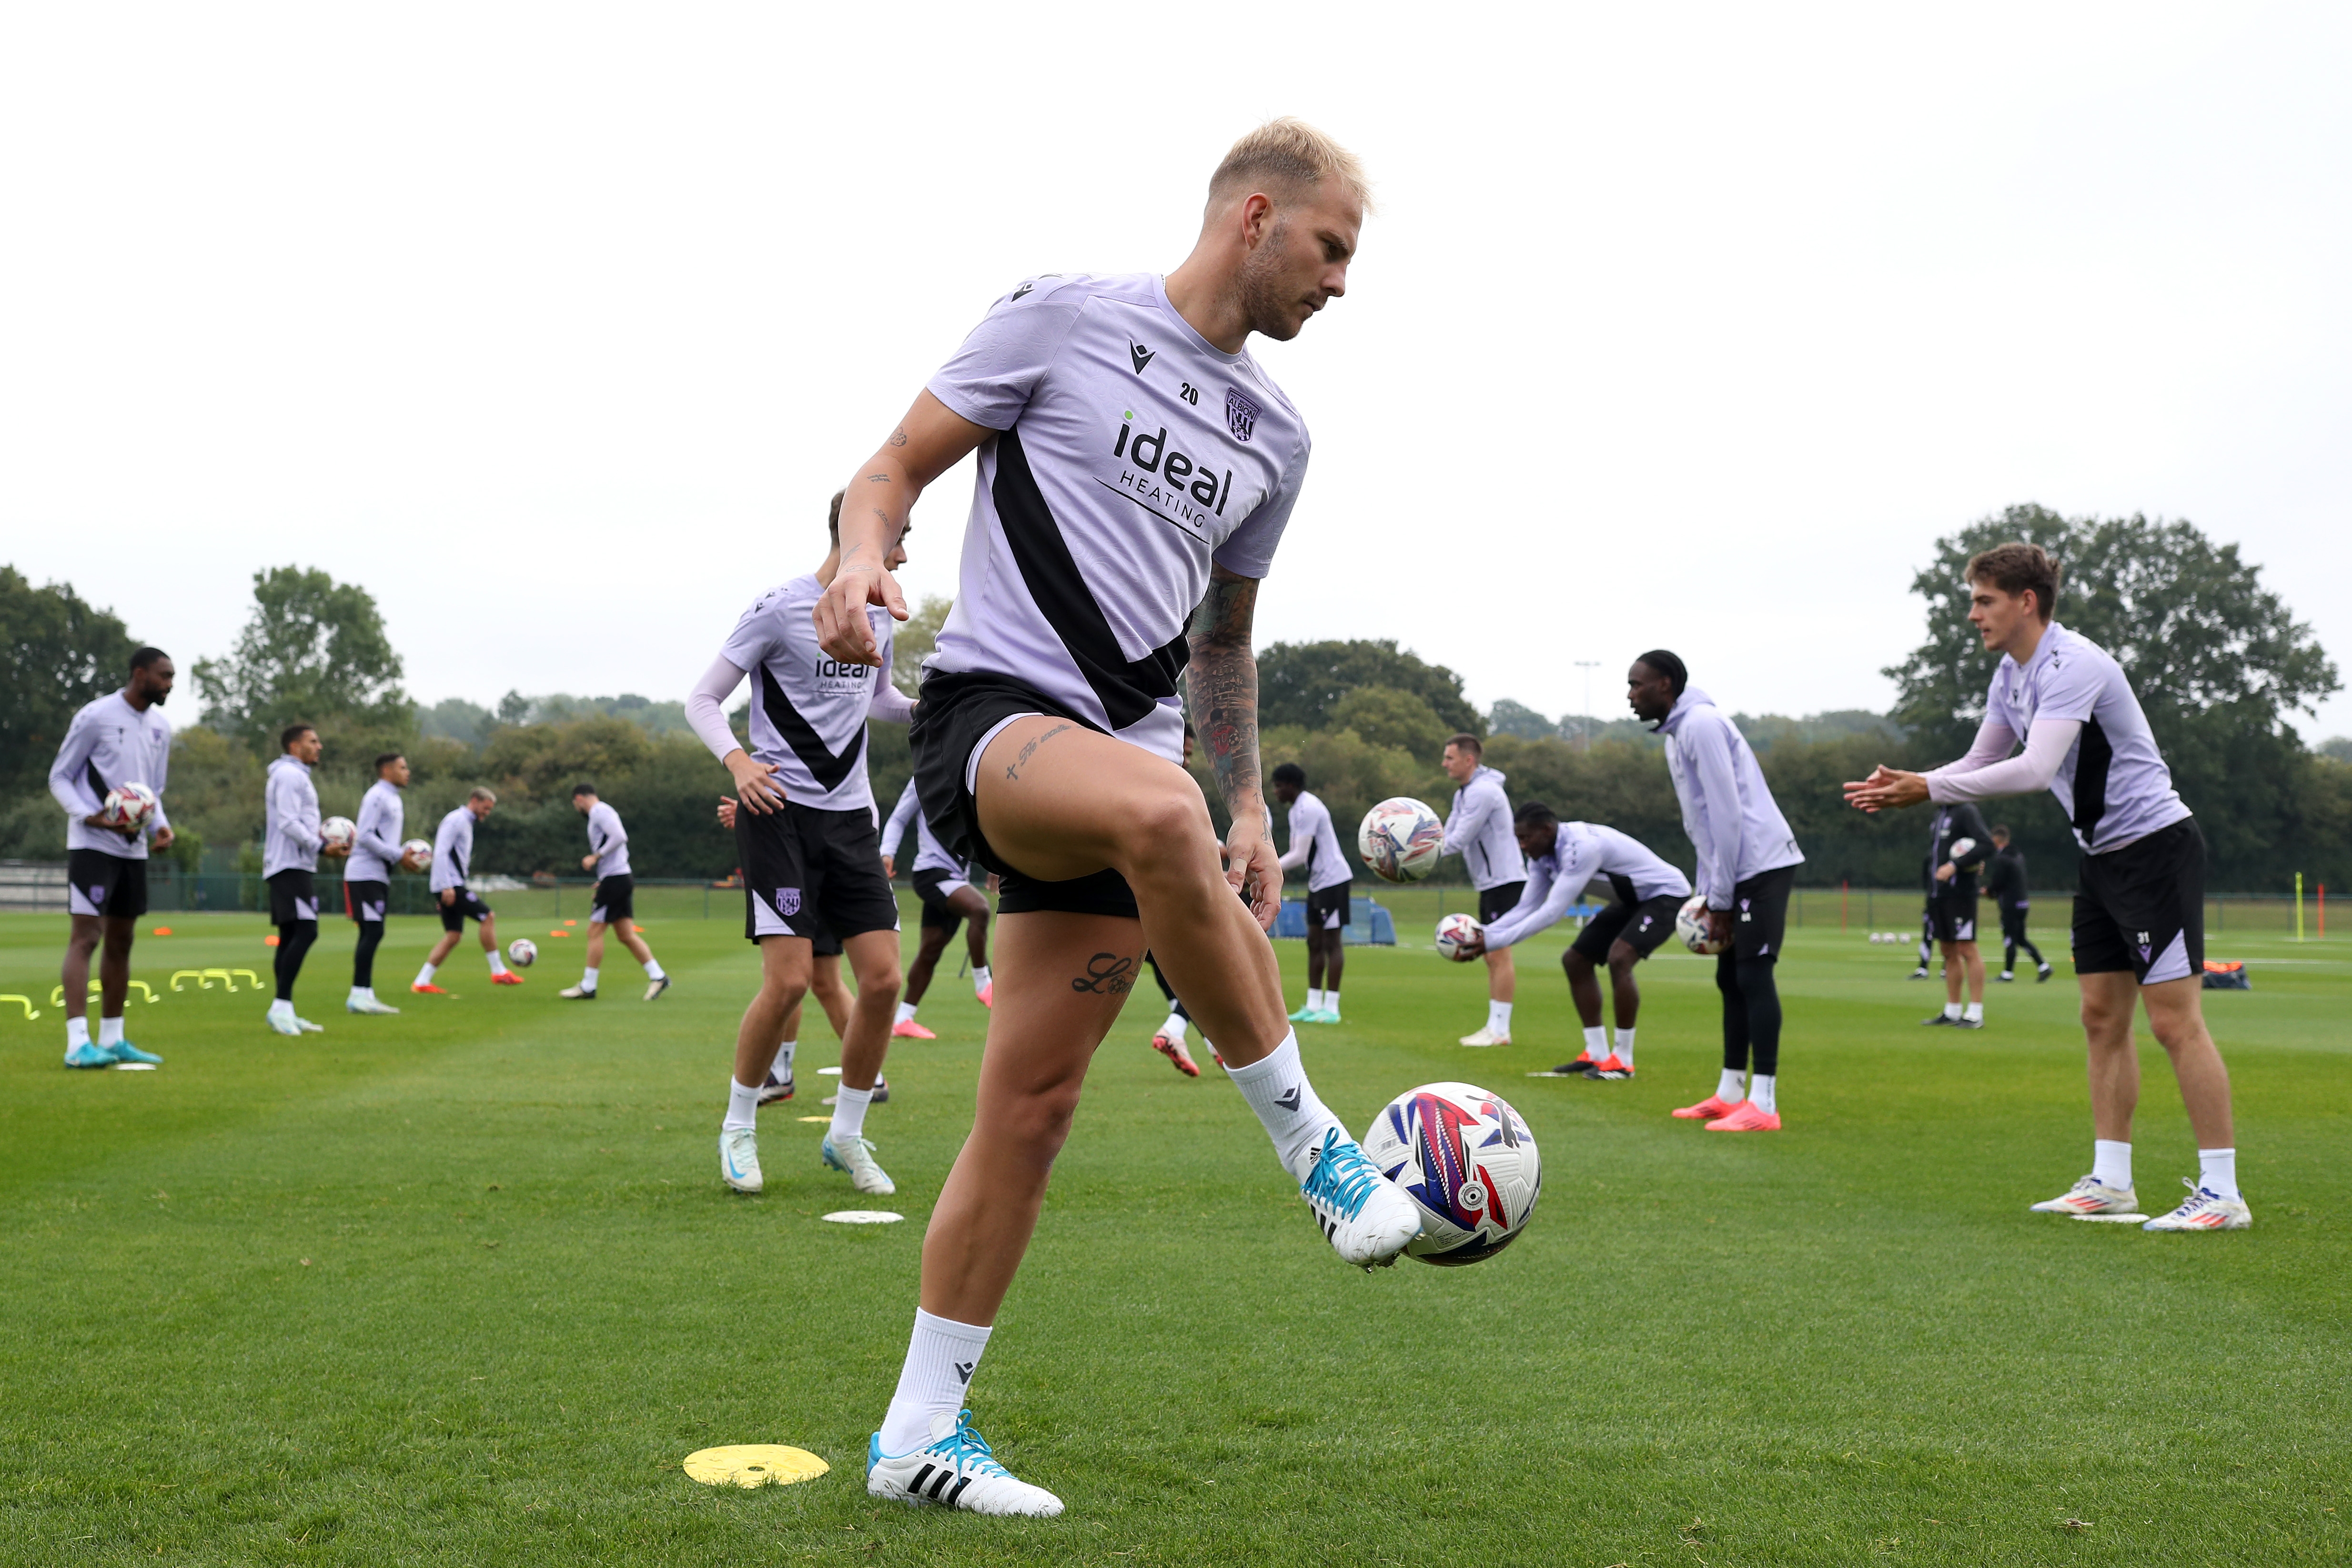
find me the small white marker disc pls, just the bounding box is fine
[2073,1213,2150,1223]
[114,1062,158,1071]
[822,1210,903,1224]
[682,1444,829,1488]
[796,1115,829,1123]
[818,1066,842,1075]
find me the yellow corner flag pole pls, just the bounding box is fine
[2295,872,2305,943]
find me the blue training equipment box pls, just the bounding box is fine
[1276,896,1396,946]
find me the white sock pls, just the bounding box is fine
[1716,1067,1747,1103]
[1323,990,1339,1013]
[1487,1000,1513,1035]
[269,998,294,1020]
[1226,1031,1343,1181]
[1582,1024,1607,1058]
[644,957,666,980]
[1614,1027,1635,1067]
[66,1016,91,1049]
[415,962,438,988]
[879,1309,992,1456]
[2197,1147,2238,1200]
[487,949,509,975]
[2092,1139,2133,1191]
[1160,1014,1188,1043]
[1963,1001,1982,1022]
[1748,1072,1777,1114]
[772,1039,797,1081]
[723,1078,760,1132]
[830,1083,874,1142]
[348,985,368,1002]
[972,964,990,993]
[1943,1001,1962,1020]
[1304,988,1323,1012]
[894,1001,918,1025]
[99,1015,124,1047]
[580,966,599,992]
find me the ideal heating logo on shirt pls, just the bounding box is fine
[812,658,872,682]
[1110,410,1234,526]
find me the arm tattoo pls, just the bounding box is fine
[865,473,891,483]
[888,425,908,447]
[1187,573,1262,817]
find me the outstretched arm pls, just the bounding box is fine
[1188,565,1281,930]
[814,391,991,666]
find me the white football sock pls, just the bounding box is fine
[268,998,294,1020]
[2197,1147,2239,1200]
[2092,1139,2133,1190]
[1716,1068,1747,1103]
[1748,1072,1777,1114]
[1613,1027,1635,1067]
[830,1083,873,1143]
[99,1015,124,1047]
[643,957,666,980]
[723,1078,760,1132]
[487,949,509,975]
[1160,1015,1188,1043]
[1582,1024,1607,1058]
[1226,1031,1343,1181]
[1962,1001,1982,1022]
[66,1016,91,1049]
[894,1001,918,1025]
[1323,990,1339,1013]
[1487,1000,1513,1035]
[415,962,438,988]
[772,1039,797,1081]
[1304,988,1323,1012]
[1943,1001,1962,1020]
[580,966,600,992]
[879,1309,992,1456]
[972,964,990,993]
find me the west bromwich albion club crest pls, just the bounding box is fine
[776,888,802,917]
[1225,387,1260,443]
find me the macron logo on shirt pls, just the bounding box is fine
[1129,339,1155,374]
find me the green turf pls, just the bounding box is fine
[2,900,2346,1565]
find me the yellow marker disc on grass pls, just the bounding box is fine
[682,1444,829,1488]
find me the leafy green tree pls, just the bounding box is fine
[1329,685,1448,759]
[1886,505,2341,887]
[0,567,140,795]
[1487,698,1559,740]
[195,567,414,756]
[1256,639,1483,736]
[891,596,953,698]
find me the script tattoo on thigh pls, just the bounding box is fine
[1003,722,1074,782]
[1070,953,1136,995]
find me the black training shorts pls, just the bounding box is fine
[590,872,635,926]
[913,867,970,935]
[1927,896,1980,944]
[267,867,319,925]
[1478,880,1527,926]
[67,849,148,920]
[1570,891,1683,962]
[738,800,900,945]
[2074,816,2203,984]
[1999,902,2032,939]
[344,878,389,924]
[909,669,1142,921]
[436,885,494,932]
[1722,864,1796,963]
[1305,882,1352,931]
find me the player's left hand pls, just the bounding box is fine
[1843,764,1929,813]
[150,825,173,850]
[715,796,738,830]
[440,887,455,906]
[323,841,350,858]
[1223,809,1282,931]
[1935,861,1957,882]
[580,853,596,871]
[1708,908,1734,948]
[1450,933,1486,961]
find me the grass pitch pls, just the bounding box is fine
[2,899,2347,1565]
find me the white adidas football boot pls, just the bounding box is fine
[2028,1175,2139,1216]
[868,1410,1063,1517]
[2142,1180,2251,1232]
[1300,1127,1421,1269]
[822,1133,895,1196]
[719,1128,762,1193]
[345,991,401,1015]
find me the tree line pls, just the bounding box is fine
[2,503,2344,891]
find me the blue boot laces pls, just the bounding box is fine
[927,1411,1010,1477]
[1300,1128,1381,1221]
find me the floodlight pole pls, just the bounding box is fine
[1575,661,1599,750]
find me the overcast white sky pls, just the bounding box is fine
[6,3,2349,740]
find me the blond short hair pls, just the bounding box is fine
[1209,118,1374,214]
[469,787,498,805]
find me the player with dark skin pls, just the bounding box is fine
[61,655,176,1025]
[1268,769,1343,1004]
[1449,813,1647,1036]
[1627,658,1731,949]
[883,845,991,1016]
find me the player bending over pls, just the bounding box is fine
[1454,803,1691,1080]
[49,647,176,1068]
[1919,800,1992,1028]
[882,777,992,1038]
[343,753,426,1014]
[1629,651,1806,1131]
[1439,732,1524,1045]
[813,120,1420,1515]
[1847,543,2247,1231]
[414,789,518,993]
[1985,825,2052,982]
[1272,762,1351,1023]
[263,723,348,1034]
[686,494,911,1199]
[560,784,670,1001]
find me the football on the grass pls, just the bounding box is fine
[1676,893,1727,954]
[1434,912,1483,959]
[1362,1082,1540,1265]
[1356,797,1445,884]
[100,781,158,829]
[320,816,357,849]
[507,938,537,968]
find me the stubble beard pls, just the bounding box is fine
[1237,217,1303,343]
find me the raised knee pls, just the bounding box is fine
[1119,790,1212,869]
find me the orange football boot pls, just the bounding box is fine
[491,971,525,985]
[891,1017,938,1040]
[1671,1093,1740,1120]
[1705,1101,1782,1132]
